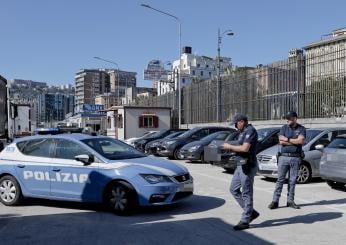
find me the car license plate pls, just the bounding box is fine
[178,180,193,192]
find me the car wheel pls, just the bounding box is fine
[296,162,312,184]
[326,180,345,189]
[0,175,23,206]
[173,147,182,160]
[105,181,137,215]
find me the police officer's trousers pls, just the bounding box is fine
[272,156,300,203]
[230,165,258,223]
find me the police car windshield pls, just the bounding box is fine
[82,138,146,160]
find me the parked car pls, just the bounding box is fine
[257,128,346,184]
[124,131,158,146]
[158,126,234,160]
[0,134,193,215]
[207,127,280,172]
[145,131,185,155]
[320,134,346,189]
[179,130,235,162]
[134,129,188,152]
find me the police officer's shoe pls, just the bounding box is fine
[250,210,260,223]
[287,201,300,209]
[268,202,279,209]
[233,221,250,231]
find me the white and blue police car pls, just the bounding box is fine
[0,133,193,214]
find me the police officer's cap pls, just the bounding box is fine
[284,111,298,119]
[231,113,248,124]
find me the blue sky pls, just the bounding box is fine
[1,0,345,87]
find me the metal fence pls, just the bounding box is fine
[136,47,346,126]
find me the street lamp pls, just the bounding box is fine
[141,3,182,128]
[93,56,121,106]
[217,29,234,122]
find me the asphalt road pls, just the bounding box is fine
[1,159,345,245]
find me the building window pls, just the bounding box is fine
[209,72,212,77]
[201,71,204,76]
[197,63,200,67]
[182,78,185,84]
[139,115,159,128]
[192,70,195,76]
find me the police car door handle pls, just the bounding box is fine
[52,168,61,172]
[16,164,25,168]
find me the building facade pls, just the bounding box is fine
[157,46,232,95]
[106,106,171,140]
[75,69,111,108]
[304,28,346,118]
[0,75,8,140]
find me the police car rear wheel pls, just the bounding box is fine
[107,182,136,215]
[0,175,23,206]
[297,163,311,184]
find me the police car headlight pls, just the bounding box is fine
[140,174,172,184]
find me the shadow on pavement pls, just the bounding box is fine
[299,198,346,208]
[21,194,226,217]
[0,213,274,245]
[252,212,343,228]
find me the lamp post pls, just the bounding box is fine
[141,3,182,128]
[217,29,234,122]
[93,56,121,105]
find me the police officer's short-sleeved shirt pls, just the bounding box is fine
[280,123,306,154]
[237,124,258,159]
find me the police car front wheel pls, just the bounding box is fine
[105,181,137,215]
[0,175,23,206]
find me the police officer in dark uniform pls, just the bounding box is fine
[268,111,306,210]
[223,114,259,231]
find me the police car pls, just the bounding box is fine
[0,134,193,215]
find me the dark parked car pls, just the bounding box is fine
[320,134,346,189]
[145,131,185,155]
[134,129,187,152]
[208,127,280,172]
[179,131,235,162]
[158,126,234,160]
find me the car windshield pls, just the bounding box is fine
[82,138,146,160]
[305,129,323,144]
[165,131,183,139]
[177,128,200,138]
[327,138,346,149]
[200,131,229,143]
[140,131,157,139]
[257,128,279,142]
[150,130,168,138]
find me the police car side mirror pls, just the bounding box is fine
[315,144,324,151]
[75,154,94,165]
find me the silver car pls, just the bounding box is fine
[320,134,346,189]
[257,128,346,184]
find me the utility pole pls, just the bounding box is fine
[217,29,234,122]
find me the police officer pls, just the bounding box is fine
[268,111,306,210]
[223,114,259,231]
